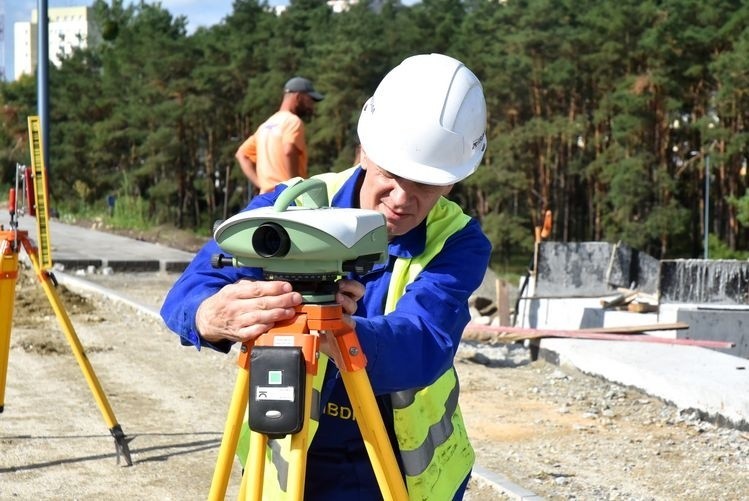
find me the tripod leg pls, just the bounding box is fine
[341,370,409,501]
[245,430,268,500]
[285,371,314,498]
[244,338,316,499]
[238,463,250,501]
[0,239,19,414]
[209,352,250,500]
[323,325,408,500]
[30,254,133,465]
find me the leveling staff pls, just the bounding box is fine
[161,53,491,500]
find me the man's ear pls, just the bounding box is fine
[359,149,369,170]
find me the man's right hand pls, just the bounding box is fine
[195,279,303,344]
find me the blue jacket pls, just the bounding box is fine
[160,166,491,499]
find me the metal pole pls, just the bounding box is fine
[704,154,710,259]
[37,0,49,177]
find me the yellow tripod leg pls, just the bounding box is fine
[341,369,409,501]
[0,239,19,413]
[209,358,250,500]
[286,371,314,499]
[24,246,132,465]
[238,462,250,501]
[324,318,408,501]
[245,429,267,500]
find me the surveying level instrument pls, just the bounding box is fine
[0,116,133,465]
[207,178,409,500]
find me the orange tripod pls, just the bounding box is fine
[208,302,408,500]
[0,116,132,465]
[0,225,133,464]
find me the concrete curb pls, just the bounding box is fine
[54,258,191,273]
[54,271,162,321]
[472,464,545,500]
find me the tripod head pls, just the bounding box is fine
[212,178,388,303]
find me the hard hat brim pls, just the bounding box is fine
[358,107,486,186]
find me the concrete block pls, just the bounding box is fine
[536,242,658,297]
[535,242,616,296]
[606,241,659,294]
[675,307,749,359]
[164,260,190,273]
[660,259,749,305]
[53,258,103,271]
[517,296,604,330]
[105,259,160,272]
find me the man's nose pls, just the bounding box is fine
[389,182,410,205]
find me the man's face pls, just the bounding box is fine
[295,93,316,121]
[359,150,452,240]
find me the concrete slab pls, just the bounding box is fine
[472,464,545,500]
[539,337,749,430]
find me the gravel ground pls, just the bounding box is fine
[3,268,748,500]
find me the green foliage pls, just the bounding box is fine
[109,173,150,230]
[110,193,150,230]
[1,0,749,261]
[708,234,749,260]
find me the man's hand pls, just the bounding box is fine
[319,279,365,362]
[335,279,365,316]
[195,279,303,344]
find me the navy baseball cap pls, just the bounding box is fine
[284,77,324,101]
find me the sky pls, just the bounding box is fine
[2,0,262,80]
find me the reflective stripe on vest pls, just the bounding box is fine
[390,371,460,476]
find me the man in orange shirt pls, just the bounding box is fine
[235,77,324,194]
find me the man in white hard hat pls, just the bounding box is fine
[162,53,490,500]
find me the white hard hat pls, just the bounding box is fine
[357,53,487,186]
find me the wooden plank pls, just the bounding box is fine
[463,322,735,348]
[496,278,510,326]
[627,302,658,313]
[577,322,688,333]
[466,322,688,335]
[462,324,734,349]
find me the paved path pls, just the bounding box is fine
[13,216,195,272]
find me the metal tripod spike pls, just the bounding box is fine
[0,116,133,466]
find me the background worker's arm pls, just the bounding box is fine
[282,142,302,179]
[235,148,261,190]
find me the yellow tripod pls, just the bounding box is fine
[208,302,409,500]
[0,116,132,465]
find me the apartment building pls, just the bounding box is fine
[14,5,98,80]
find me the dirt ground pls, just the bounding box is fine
[1,266,748,500]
